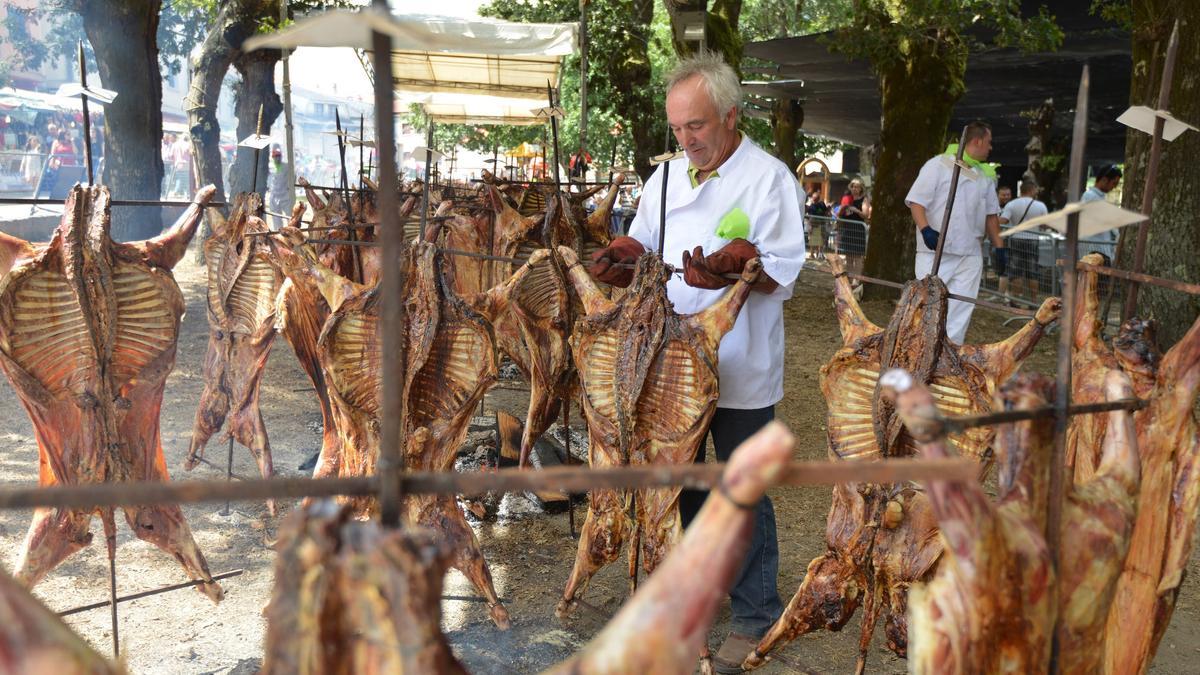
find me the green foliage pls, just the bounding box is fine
[1090,0,1132,31]
[2,3,95,77]
[834,0,1063,82]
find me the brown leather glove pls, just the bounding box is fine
[683,238,760,289]
[590,235,645,287]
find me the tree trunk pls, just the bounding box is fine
[228,49,283,198]
[75,0,163,241]
[1121,3,1200,346]
[771,97,801,170]
[861,37,966,297]
[664,0,743,73]
[614,0,657,181]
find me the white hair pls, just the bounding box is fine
[666,50,742,115]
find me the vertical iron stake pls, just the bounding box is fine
[220,435,234,516]
[419,121,434,242]
[1048,64,1090,675]
[1122,20,1181,320]
[372,0,405,527]
[930,126,969,277]
[250,104,265,197]
[77,42,94,185]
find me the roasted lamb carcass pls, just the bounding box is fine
[546,421,795,675]
[554,246,761,616]
[186,193,286,511]
[0,185,222,601]
[1102,310,1200,674]
[746,259,1060,669]
[266,235,510,629]
[262,501,467,675]
[0,566,123,675]
[883,368,1139,674]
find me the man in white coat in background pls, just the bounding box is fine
[587,49,806,673]
[906,120,1006,344]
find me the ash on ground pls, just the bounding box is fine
[546,423,588,464]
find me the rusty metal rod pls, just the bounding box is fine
[0,459,979,511]
[193,455,254,482]
[0,197,229,207]
[1123,20,1182,320]
[1079,262,1200,297]
[57,569,246,617]
[845,272,1037,317]
[373,2,406,529]
[297,182,422,196]
[78,42,94,185]
[472,178,620,187]
[931,126,969,277]
[936,398,1144,434]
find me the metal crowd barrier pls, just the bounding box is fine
[803,213,1123,326]
[0,150,47,194]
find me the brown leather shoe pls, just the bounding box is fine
[713,632,758,674]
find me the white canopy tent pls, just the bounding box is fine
[248,10,577,126]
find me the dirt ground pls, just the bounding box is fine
[0,251,1197,674]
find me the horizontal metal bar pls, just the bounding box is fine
[56,569,245,617]
[299,183,423,197]
[846,272,1037,317]
[306,238,377,247]
[0,197,228,208]
[1077,261,1200,297]
[472,178,622,187]
[0,458,978,511]
[940,398,1145,434]
[192,455,254,482]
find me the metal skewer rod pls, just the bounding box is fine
[1079,261,1200,297]
[419,121,434,242]
[57,569,245,617]
[930,126,969,277]
[334,108,362,282]
[373,0,406,529]
[0,458,980,511]
[0,197,229,207]
[927,398,1144,435]
[77,41,94,185]
[1122,19,1182,321]
[843,272,1036,317]
[250,104,265,197]
[220,436,234,515]
[297,183,420,196]
[1048,64,1090,675]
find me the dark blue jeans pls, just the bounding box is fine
[679,405,783,637]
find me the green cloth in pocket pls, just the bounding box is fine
[716,207,750,240]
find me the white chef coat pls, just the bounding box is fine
[905,155,1000,256]
[627,135,806,409]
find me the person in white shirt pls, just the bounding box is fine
[905,121,1005,344]
[1081,163,1123,250]
[998,180,1049,301]
[588,49,805,672]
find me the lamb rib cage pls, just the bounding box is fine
[0,185,222,602]
[554,246,760,617]
[186,193,285,513]
[265,232,509,629]
[746,259,1060,670]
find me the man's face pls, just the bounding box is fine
[998,186,1012,205]
[965,129,992,162]
[665,75,739,172]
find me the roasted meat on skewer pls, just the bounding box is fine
[266,234,509,629]
[746,259,1059,669]
[262,501,468,675]
[554,246,760,616]
[0,185,222,601]
[0,565,123,674]
[883,367,1138,675]
[546,422,795,675]
[186,193,286,511]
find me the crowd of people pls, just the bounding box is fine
[5,112,97,197]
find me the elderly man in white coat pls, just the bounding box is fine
[588,50,806,673]
[905,121,1006,344]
